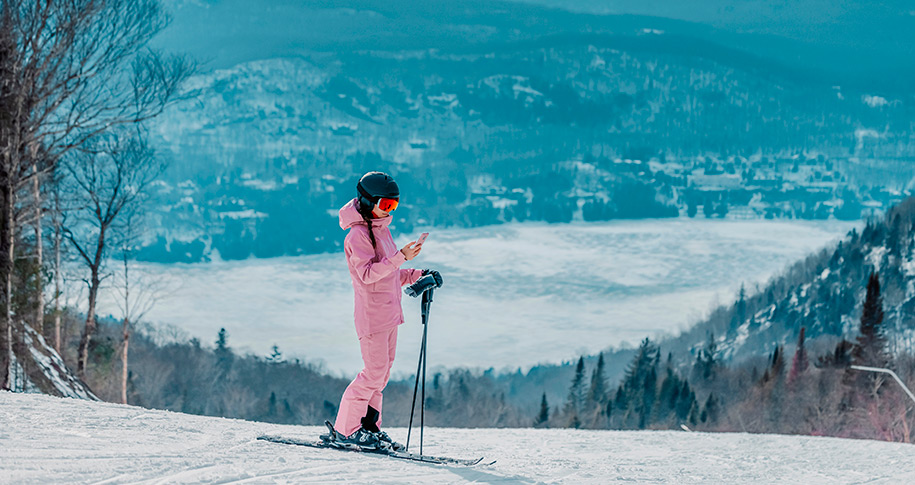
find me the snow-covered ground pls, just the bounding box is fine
[88,219,858,375]
[3,392,913,484]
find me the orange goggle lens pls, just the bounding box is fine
[378,197,399,212]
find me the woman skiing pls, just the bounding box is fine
[331,171,435,451]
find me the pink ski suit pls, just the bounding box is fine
[334,197,423,436]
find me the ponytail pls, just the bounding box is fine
[362,212,377,250]
[357,198,377,250]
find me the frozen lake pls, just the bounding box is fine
[93,219,859,377]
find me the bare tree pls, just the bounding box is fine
[112,209,169,404]
[0,0,193,389]
[48,173,64,352]
[30,160,44,339]
[62,130,165,380]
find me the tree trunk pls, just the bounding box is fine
[32,163,43,336]
[53,216,61,352]
[49,182,62,352]
[78,219,106,381]
[0,168,10,391]
[77,271,99,381]
[0,10,12,391]
[121,317,128,404]
[53,243,61,351]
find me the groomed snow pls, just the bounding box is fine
[3,393,913,484]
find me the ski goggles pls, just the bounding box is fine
[377,197,399,212]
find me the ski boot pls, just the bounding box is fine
[374,430,405,452]
[323,421,383,450]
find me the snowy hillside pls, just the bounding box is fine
[666,199,915,368]
[3,393,914,483]
[8,325,96,400]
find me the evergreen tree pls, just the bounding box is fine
[215,327,233,372]
[639,365,658,429]
[609,339,662,429]
[818,340,853,368]
[588,352,607,406]
[887,214,902,257]
[788,327,809,384]
[267,344,283,364]
[624,339,660,389]
[687,400,700,426]
[656,367,685,424]
[216,328,229,353]
[693,332,719,381]
[535,392,550,427]
[663,372,680,411]
[770,344,785,378]
[735,285,748,324]
[768,343,787,426]
[702,393,720,424]
[565,356,586,426]
[614,385,628,410]
[828,241,844,270]
[851,272,889,368]
[675,381,693,420]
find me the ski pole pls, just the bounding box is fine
[405,319,425,452]
[421,288,433,455]
[406,287,433,454]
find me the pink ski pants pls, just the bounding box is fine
[334,326,398,436]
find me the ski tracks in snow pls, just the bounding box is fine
[4,393,915,484]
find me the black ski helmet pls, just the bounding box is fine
[356,171,399,213]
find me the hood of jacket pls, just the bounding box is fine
[339,197,394,230]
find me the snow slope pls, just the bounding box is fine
[3,393,913,484]
[8,324,96,399]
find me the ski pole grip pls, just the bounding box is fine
[405,274,438,298]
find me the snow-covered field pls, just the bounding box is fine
[3,392,913,484]
[91,219,858,375]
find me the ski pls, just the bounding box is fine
[257,427,492,467]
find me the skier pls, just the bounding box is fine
[330,171,436,451]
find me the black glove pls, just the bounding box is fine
[405,269,444,298]
[405,274,437,297]
[422,269,443,288]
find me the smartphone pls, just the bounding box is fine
[416,232,429,245]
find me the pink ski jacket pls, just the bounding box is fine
[339,197,423,338]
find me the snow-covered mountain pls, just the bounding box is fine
[155,0,915,91]
[141,37,913,261]
[152,46,913,178]
[132,0,915,263]
[505,0,915,90]
[3,392,914,483]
